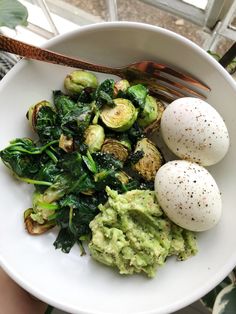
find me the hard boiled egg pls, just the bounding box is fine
[154,160,222,232]
[160,97,229,166]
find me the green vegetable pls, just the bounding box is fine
[53,91,94,137]
[127,84,148,109]
[84,124,105,153]
[89,187,198,277]
[114,79,130,96]
[100,98,138,132]
[64,70,98,94]
[137,95,158,128]
[24,208,56,235]
[132,138,163,181]
[101,138,129,162]
[1,70,199,271]
[94,79,115,108]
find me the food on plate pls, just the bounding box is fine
[89,187,198,277]
[100,98,138,132]
[154,160,222,232]
[0,71,168,264]
[1,68,229,277]
[137,95,159,127]
[84,124,105,153]
[101,138,130,162]
[132,138,163,181]
[160,97,230,166]
[64,70,98,94]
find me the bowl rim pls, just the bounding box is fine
[1,21,236,314]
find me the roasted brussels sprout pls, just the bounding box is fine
[27,100,52,130]
[127,84,148,109]
[137,95,159,128]
[64,70,98,94]
[115,171,130,184]
[101,138,129,162]
[132,138,163,181]
[30,191,58,224]
[59,134,74,152]
[143,99,165,134]
[84,124,105,153]
[114,79,130,96]
[24,208,55,235]
[100,98,138,132]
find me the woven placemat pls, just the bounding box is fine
[0,52,19,80]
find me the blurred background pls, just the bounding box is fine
[2,0,236,56]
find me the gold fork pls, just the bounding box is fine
[0,34,210,102]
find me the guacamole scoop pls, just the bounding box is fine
[89,187,198,277]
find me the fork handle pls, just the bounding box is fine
[0,34,120,76]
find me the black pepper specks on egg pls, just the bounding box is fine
[154,160,222,232]
[160,97,230,166]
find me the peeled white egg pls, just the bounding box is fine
[160,97,229,166]
[154,160,222,232]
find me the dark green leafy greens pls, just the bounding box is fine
[0,71,163,255]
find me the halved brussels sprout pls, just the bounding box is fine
[132,138,163,181]
[27,100,52,130]
[24,208,55,235]
[127,84,148,109]
[84,124,105,153]
[64,70,98,94]
[115,171,130,184]
[137,95,163,129]
[100,98,138,132]
[114,79,130,96]
[59,134,74,152]
[143,99,165,134]
[101,138,129,162]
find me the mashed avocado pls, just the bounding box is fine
[89,187,198,277]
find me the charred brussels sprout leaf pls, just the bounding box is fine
[95,79,115,108]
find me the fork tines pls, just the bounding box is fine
[130,61,210,103]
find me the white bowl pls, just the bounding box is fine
[0,22,236,314]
